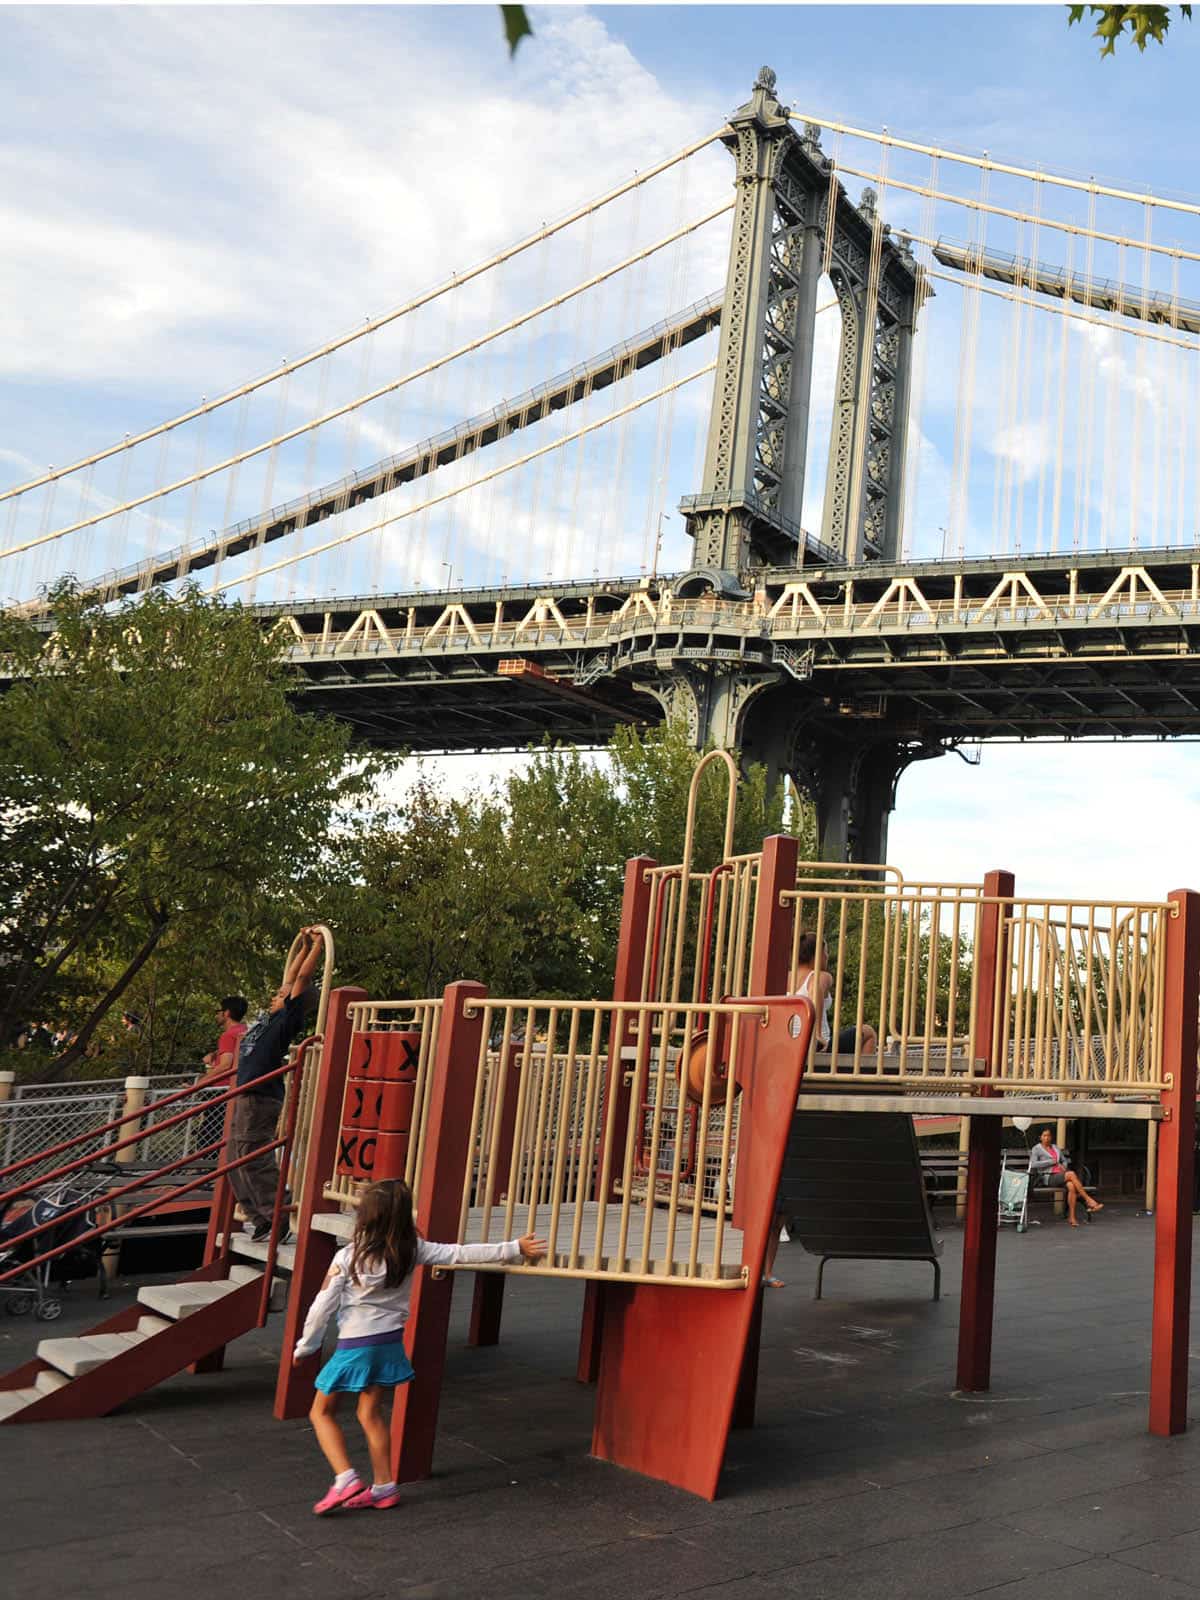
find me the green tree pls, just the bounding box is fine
[1067,4,1192,55]
[0,582,375,1078]
[318,722,796,1008]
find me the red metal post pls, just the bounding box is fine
[273,986,367,1421]
[731,832,799,1426]
[390,980,487,1483]
[1150,888,1200,1437]
[956,867,1014,1393]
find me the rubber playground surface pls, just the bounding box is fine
[6,1213,1200,1600]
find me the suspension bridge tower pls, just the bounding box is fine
[663,67,927,862]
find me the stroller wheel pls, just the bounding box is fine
[5,1293,35,1316]
[35,1299,63,1321]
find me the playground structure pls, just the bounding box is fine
[0,760,1196,1502]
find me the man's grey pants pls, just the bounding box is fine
[227,1093,282,1224]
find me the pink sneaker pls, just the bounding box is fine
[313,1475,363,1515]
[344,1485,401,1510]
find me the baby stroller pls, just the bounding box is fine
[998,1160,1033,1232]
[0,1170,115,1321]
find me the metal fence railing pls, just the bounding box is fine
[0,1075,223,1188]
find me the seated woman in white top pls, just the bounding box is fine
[792,932,878,1059]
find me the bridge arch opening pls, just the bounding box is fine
[799,272,845,540]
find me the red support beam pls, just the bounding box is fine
[591,994,813,1500]
[390,980,487,1483]
[956,867,1014,1393]
[1150,888,1200,1437]
[733,833,799,1235]
[273,986,367,1421]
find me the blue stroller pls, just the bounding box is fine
[0,1170,114,1321]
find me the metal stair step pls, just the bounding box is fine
[137,1279,243,1320]
[0,1387,40,1421]
[34,1369,69,1395]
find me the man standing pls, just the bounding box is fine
[202,996,248,1080]
[228,929,324,1243]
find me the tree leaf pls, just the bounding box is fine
[500,4,532,57]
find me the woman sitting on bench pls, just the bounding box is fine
[1029,1127,1103,1227]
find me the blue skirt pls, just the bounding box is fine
[315,1340,415,1394]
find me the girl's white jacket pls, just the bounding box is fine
[294,1237,523,1359]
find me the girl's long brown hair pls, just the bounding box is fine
[349,1179,419,1287]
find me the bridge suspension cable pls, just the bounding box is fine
[0,127,726,509]
[207,361,718,595]
[790,110,1200,222]
[1,205,733,572]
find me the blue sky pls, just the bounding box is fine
[3,4,1200,900]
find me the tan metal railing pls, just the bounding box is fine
[451,998,770,1287]
[778,882,1171,1094]
[322,999,443,1207]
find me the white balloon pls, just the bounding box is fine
[1012,1116,1033,1133]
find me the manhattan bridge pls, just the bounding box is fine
[6,67,1200,863]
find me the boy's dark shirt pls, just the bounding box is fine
[236,991,313,1102]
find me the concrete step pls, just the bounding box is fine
[136,1279,243,1321]
[35,1336,129,1379]
[221,1233,297,1274]
[136,1315,172,1338]
[0,1387,40,1421]
[34,1369,69,1395]
[312,1212,355,1243]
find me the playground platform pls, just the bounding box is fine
[8,1214,1200,1600]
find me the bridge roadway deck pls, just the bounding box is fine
[249,545,1200,751]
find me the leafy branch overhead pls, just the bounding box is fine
[1067,4,1192,55]
[500,5,532,57]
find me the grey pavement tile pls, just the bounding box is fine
[660,1483,978,1575]
[391,1530,751,1600]
[0,1479,244,1554]
[769,1519,1092,1599]
[982,1555,1200,1599]
[3,1510,295,1593]
[1113,1527,1200,1586]
[1003,1475,1200,1554]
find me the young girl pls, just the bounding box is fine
[293,1177,546,1514]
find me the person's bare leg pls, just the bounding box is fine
[309,1391,353,1475]
[861,1025,878,1054]
[763,1214,785,1284]
[1067,1173,1101,1212]
[1067,1183,1079,1225]
[356,1388,392,1486]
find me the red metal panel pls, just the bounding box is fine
[591,995,812,1499]
[575,856,657,1383]
[733,833,799,1236]
[274,986,367,1421]
[956,868,1014,1393]
[390,980,487,1484]
[1150,888,1200,1436]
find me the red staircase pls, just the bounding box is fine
[0,1050,309,1423]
